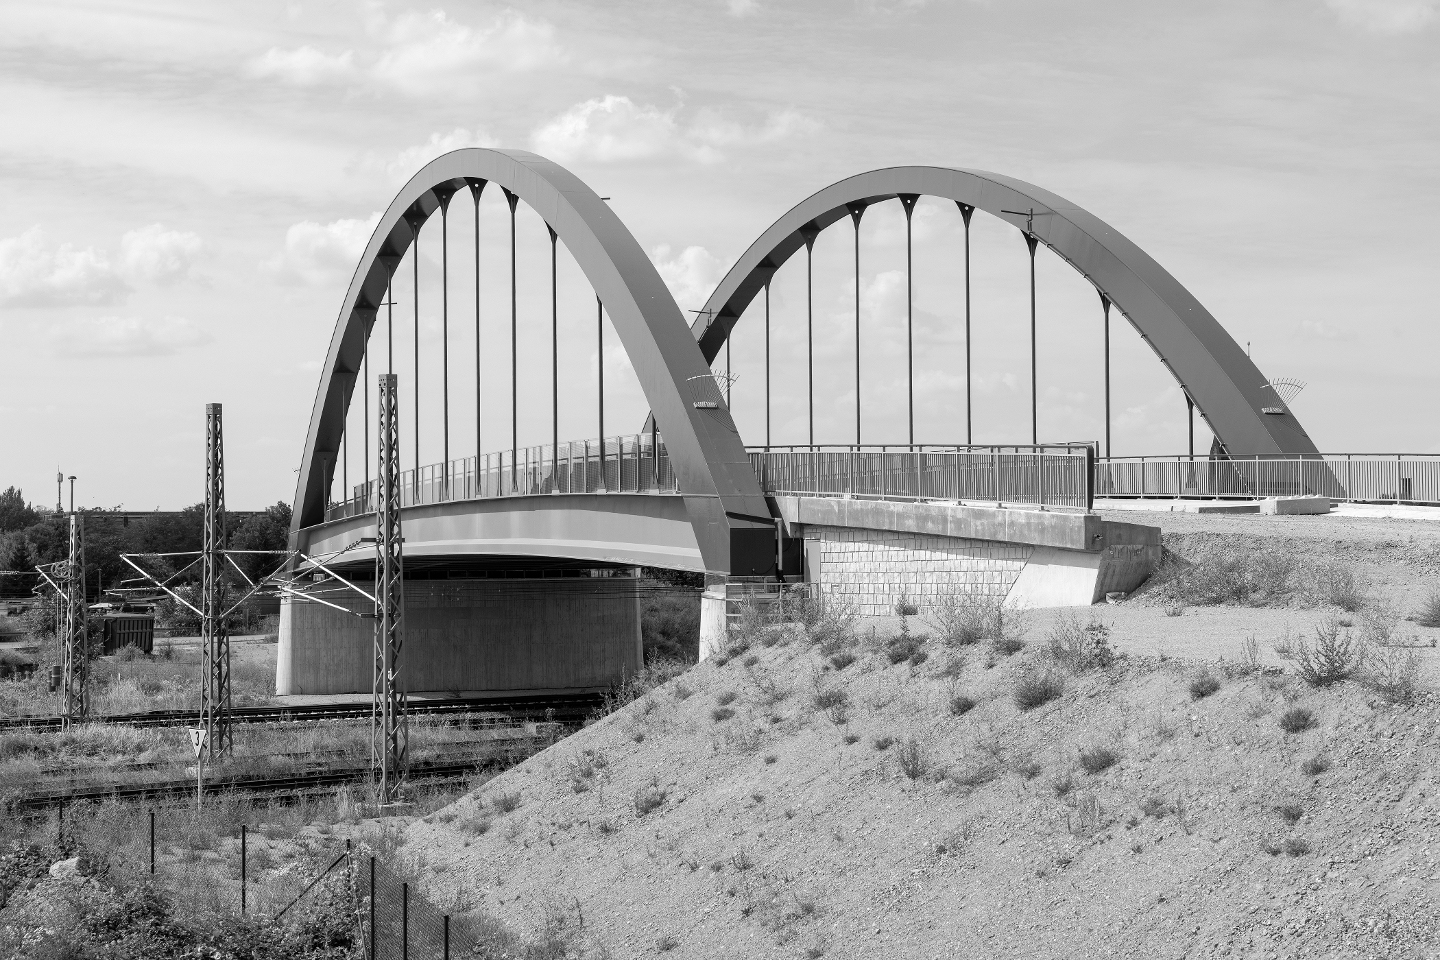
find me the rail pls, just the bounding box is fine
[326,433,678,522]
[1095,454,1440,506]
[746,444,1095,510]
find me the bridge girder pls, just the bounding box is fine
[692,166,1318,458]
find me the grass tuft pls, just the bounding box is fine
[1278,706,1316,733]
[1300,753,1331,776]
[1013,668,1064,711]
[1077,744,1119,775]
[895,737,930,780]
[947,693,976,717]
[1188,670,1221,700]
[1417,588,1440,628]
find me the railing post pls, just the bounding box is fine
[848,448,855,497]
[992,447,1000,505]
[1038,449,1046,507]
[1086,445,1095,511]
[1396,454,1402,504]
[1140,456,1146,498]
[914,449,922,500]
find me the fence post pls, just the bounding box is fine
[149,810,155,875]
[914,449,922,500]
[1085,446,1095,511]
[240,825,247,914]
[402,881,409,960]
[992,448,1000,506]
[1038,449,1046,507]
[444,914,451,960]
[369,857,376,960]
[57,801,63,845]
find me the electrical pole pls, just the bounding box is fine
[373,373,407,803]
[201,403,233,759]
[60,511,87,728]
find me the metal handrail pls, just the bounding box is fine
[1095,454,1440,506]
[324,433,680,522]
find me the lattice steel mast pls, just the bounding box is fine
[60,512,88,728]
[372,373,407,802]
[201,403,233,759]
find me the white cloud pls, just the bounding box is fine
[651,244,730,314]
[389,128,497,181]
[1300,318,1347,340]
[118,225,204,284]
[0,225,205,306]
[245,45,357,85]
[532,96,816,164]
[48,316,212,357]
[371,9,562,95]
[1325,0,1437,32]
[726,0,760,14]
[264,213,382,286]
[0,227,127,307]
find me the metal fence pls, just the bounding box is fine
[1095,454,1440,505]
[747,445,1095,510]
[327,432,679,522]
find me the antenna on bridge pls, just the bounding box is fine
[1260,378,1305,416]
[1266,378,1306,406]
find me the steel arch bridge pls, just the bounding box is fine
[291,148,1315,579]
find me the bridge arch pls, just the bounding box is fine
[692,165,1318,457]
[291,148,773,574]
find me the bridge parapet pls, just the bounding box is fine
[750,444,1093,511]
[326,432,678,523]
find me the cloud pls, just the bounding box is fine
[0,227,127,307]
[1300,318,1347,340]
[118,225,203,284]
[371,9,562,95]
[48,316,212,357]
[0,225,205,307]
[726,0,761,14]
[389,128,497,181]
[651,244,730,313]
[245,45,357,85]
[1325,0,1437,32]
[532,95,816,164]
[264,213,382,286]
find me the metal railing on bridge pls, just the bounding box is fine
[1095,454,1440,506]
[747,445,1095,510]
[325,433,679,522]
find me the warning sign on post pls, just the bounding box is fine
[187,727,207,758]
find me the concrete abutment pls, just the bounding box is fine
[276,575,642,696]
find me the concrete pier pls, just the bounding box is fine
[276,574,643,696]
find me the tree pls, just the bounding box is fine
[230,502,293,584]
[0,487,39,533]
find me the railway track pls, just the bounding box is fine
[0,692,603,732]
[9,741,547,811]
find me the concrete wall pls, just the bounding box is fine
[276,577,642,696]
[806,524,1031,616]
[783,498,1162,614]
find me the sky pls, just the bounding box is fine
[0,0,1436,510]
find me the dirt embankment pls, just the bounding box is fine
[397,615,1440,959]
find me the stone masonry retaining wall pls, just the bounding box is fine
[808,524,1032,617]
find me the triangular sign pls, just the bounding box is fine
[188,727,207,758]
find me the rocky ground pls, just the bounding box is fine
[380,507,1440,960]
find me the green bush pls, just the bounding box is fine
[1417,588,1440,628]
